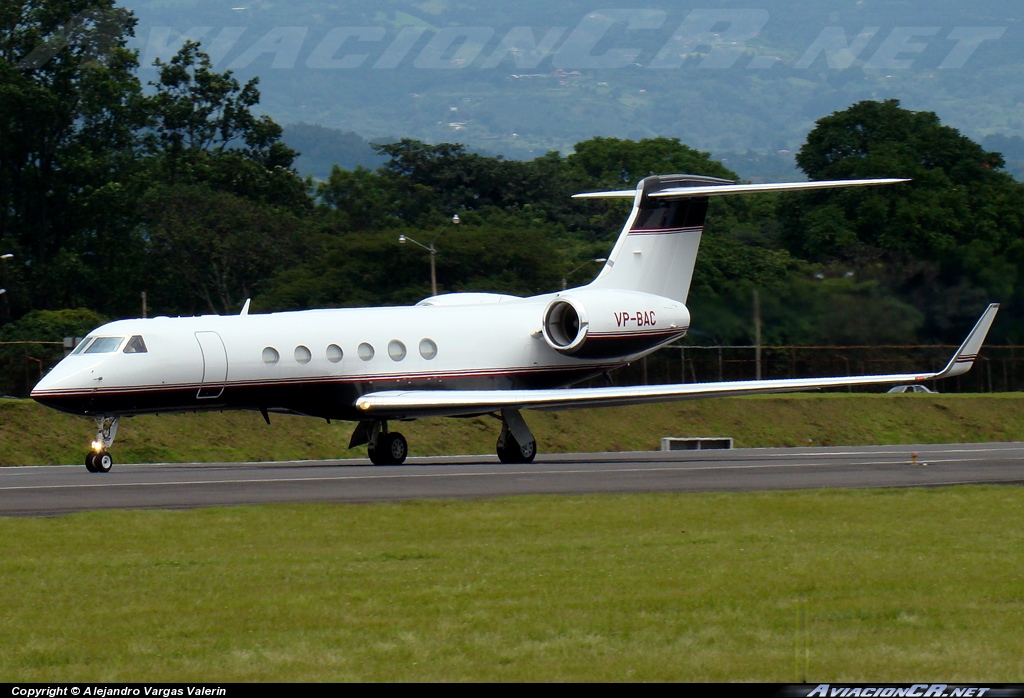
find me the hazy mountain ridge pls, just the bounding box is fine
[127,1,1023,174]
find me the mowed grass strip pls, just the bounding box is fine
[1,487,1021,681]
[4,393,1024,465]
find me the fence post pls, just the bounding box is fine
[753,289,762,380]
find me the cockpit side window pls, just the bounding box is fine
[70,338,94,355]
[123,335,148,354]
[83,336,124,354]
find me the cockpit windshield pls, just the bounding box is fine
[82,337,124,354]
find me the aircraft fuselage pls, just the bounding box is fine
[31,292,689,422]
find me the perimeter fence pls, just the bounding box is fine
[603,344,1024,393]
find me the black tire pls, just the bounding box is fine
[496,434,537,464]
[94,451,113,473]
[85,452,98,473]
[382,432,408,465]
[367,442,387,465]
[368,432,408,465]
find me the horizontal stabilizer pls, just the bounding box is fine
[572,178,909,200]
[355,304,998,420]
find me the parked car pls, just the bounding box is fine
[887,385,937,394]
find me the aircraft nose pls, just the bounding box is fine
[30,357,100,414]
[31,367,59,394]
[30,368,61,397]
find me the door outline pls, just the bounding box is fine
[195,331,228,399]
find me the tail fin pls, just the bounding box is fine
[580,174,728,303]
[575,175,909,304]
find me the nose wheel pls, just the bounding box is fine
[85,416,119,473]
[86,450,113,473]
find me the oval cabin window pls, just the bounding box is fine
[294,345,311,364]
[419,338,438,360]
[262,347,280,365]
[358,343,375,361]
[326,344,343,363]
[388,340,407,361]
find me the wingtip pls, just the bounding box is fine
[935,303,1000,379]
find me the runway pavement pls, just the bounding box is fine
[1,442,1022,516]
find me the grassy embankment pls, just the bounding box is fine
[1,487,1021,681]
[3,393,1024,465]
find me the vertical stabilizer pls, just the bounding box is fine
[584,174,730,303]
[574,174,908,303]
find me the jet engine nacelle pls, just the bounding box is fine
[541,288,690,360]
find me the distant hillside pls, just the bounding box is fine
[713,149,802,182]
[283,124,385,180]
[129,1,1024,166]
[983,134,1024,181]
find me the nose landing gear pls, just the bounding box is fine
[85,416,118,473]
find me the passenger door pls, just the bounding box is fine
[195,331,228,399]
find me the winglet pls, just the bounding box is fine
[933,303,1000,379]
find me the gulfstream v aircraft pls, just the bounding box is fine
[31,175,999,472]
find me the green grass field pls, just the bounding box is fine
[4,393,1023,681]
[1,488,1022,681]
[4,392,1024,465]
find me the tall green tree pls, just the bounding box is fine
[781,99,1024,340]
[565,136,736,186]
[0,0,148,314]
[141,184,305,316]
[147,41,309,214]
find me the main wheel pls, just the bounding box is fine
[368,432,408,465]
[85,452,98,473]
[497,434,537,464]
[367,442,387,465]
[382,432,408,465]
[94,450,113,473]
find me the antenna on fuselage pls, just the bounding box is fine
[240,298,251,316]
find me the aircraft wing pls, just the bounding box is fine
[355,304,999,420]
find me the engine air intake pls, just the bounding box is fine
[542,298,587,353]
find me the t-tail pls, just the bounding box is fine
[574,174,910,304]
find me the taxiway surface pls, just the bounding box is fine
[1,442,1021,516]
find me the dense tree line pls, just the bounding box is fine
[3,2,1024,395]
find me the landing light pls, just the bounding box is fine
[91,440,104,452]
[357,400,371,411]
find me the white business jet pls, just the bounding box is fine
[31,174,999,472]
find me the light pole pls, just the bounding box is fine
[562,257,607,290]
[399,214,460,297]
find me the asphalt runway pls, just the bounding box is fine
[1,442,1022,516]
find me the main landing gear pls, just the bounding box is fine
[349,408,538,465]
[85,416,119,473]
[495,408,537,464]
[350,420,409,465]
